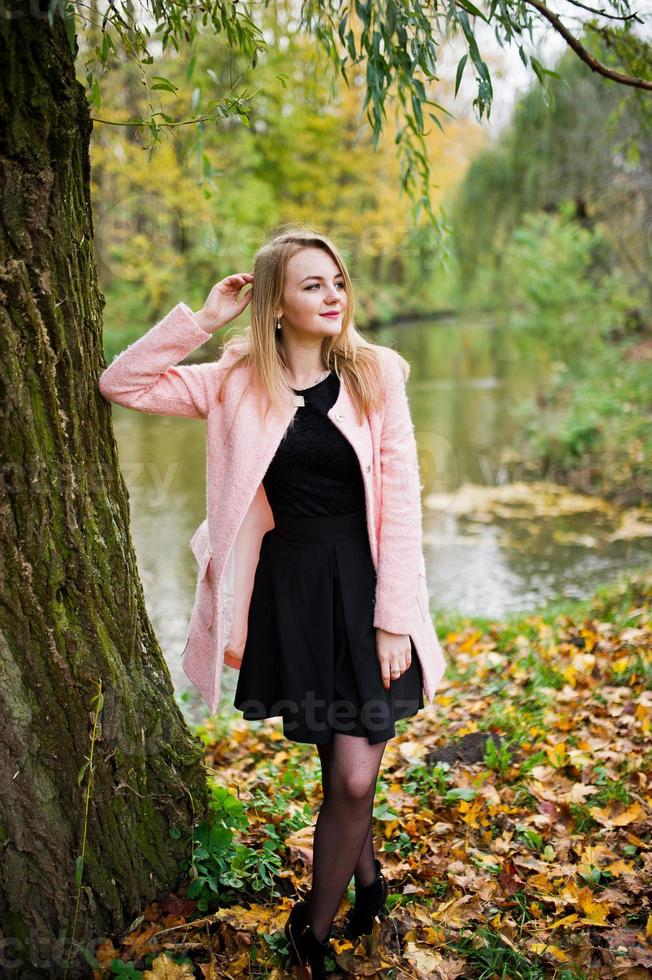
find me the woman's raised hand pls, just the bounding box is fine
[194,273,254,333]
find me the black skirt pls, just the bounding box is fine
[233,509,424,745]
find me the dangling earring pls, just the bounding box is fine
[275,317,281,330]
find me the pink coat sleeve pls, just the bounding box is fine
[372,350,424,636]
[98,302,222,419]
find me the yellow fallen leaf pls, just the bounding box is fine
[578,843,615,867]
[580,627,598,652]
[530,942,569,962]
[197,957,221,980]
[560,881,580,904]
[546,742,568,768]
[457,630,483,653]
[431,894,482,928]
[210,903,279,933]
[331,938,354,954]
[457,723,479,736]
[589,801,645,827]
[528,873,556,894]
[576,887,610,926]
[459,799,484,828]
[549,913,579,930]
[636,708,650,735]
[606,858,634,876]
[556,712,576,730]
[567,748,593,769]
[142,955,195,979]
[562,665,576,687]
[383,819,399,838]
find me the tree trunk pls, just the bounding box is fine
[0,7,209,976]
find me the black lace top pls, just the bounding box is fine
[262,371,366,517]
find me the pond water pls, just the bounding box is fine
[107,314,652,723]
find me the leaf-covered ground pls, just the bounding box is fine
[94,572,652,980]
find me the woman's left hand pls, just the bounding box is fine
[376,628,411,690]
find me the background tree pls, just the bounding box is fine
[451,34,652,301]
[446,35,651,504]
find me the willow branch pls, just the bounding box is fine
[525,0,652,90]
[560,0,642,22]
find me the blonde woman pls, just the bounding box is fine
[98,227,446,978]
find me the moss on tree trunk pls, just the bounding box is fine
[0,5,209,975]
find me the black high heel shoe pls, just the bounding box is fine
[284,898,333,979]
[342,858,389,941]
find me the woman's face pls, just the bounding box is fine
[277,247,346,339]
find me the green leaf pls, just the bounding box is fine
[456,0,488,20]
[90,688,104,712]
[445,787,478,802]
[455,54,468,97]
[412,91,424,131]
[150,76,179,94]
[530,56,562,81]
[186,53,197,80]
[100,32,111,64]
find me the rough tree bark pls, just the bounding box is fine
[0,7,209,975]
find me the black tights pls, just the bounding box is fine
[309,734,388,942]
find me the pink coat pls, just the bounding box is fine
[98,302,446,715]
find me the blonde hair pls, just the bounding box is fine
[215,224,409,428]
